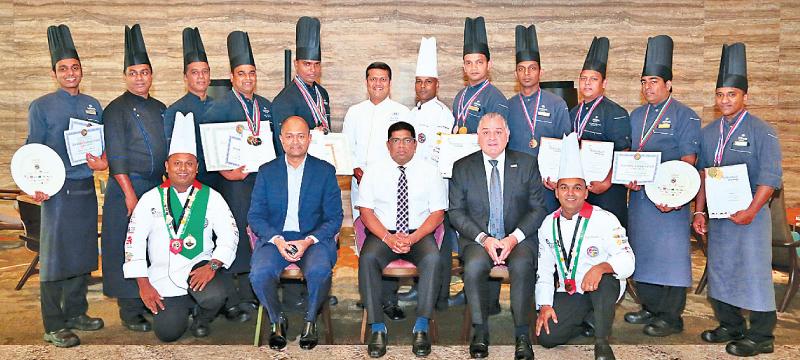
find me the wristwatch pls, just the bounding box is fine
[478,233,489,245]
[209,260,221,271]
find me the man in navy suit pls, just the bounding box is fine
[248,116,343,351]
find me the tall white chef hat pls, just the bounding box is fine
[415,37,438,78]
[558,132,584,181]
[168,112,197,157]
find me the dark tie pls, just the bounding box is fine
[488,160,505,239]
[396,166,409,233]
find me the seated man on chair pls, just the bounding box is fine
[357,121,447,358]
[535,133,635,360]
[123,113,239,342]
[248,116,343,351]
[449,113,546,360]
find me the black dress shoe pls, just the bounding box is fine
[190,318,210,338]
[239,301,259,314]
[469,331,489,358]
[43,329,80,348]
[594,339,616,360]
[398,288,419,303]
[66,314,104,331]
[624,309,654,324]
[268,317,289,350]
[581,320,596,338]
[367,331,388,358]
[700,326,744,343]
[383,304,406,321]
[726,338,774,357]
[299,321,318,350]
[224,305,251,322]
[643,319,682,337]
[514,335,534,360]
[448,291,466,307]
[412,331,431,357]
[356,301,366,309]
[329,295,339,306]
[122,315,151,332]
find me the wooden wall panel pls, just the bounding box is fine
[3,0,798,206]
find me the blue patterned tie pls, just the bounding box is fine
[396,166,409,233]
[488,160,505,239]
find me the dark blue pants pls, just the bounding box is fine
[250,242,334,323]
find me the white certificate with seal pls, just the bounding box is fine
[308,132,354,175]
[438,134,479,178]
[611,151,661,185]
[580,140,614,183]
[537,137,562,181]
[64,125,104,166]
[200,121,275,172]
[705,164,753,219]
[69,118,100,130]
[645,160,701,207]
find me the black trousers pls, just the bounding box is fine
[152,268,227,342]
[538,274,620,347]
[222,271,257,308]
[359,232,440,324]
[118,298,148,323]
[462,240,537,327]
[40,274,90,332]
[710,298,777,343]
[636,282,687,328]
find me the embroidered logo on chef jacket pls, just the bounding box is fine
[150,208,162,217]
[389,112,401,122]
[658,118,671,129]
[588,116,602,127]
[125,251,134,262]
[469,100,482,112]
[418,133,426,143]
[125,235,133,245]
[586,246,600,257]
[537,104,550,117]
[85,104,97,116]
[734,133,749,147]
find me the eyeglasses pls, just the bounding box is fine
[389,137,415,145]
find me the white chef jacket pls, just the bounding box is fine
[405,97,454,167]
[535,203,635,307]
[123,185,239,297]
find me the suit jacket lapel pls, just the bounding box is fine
[277,157,289,224]
[503,151,514,226]
[474,153,489,218]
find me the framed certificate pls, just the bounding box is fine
[438,134,479,178]
[537,137,561,181]
[579,140,614,183]
[645,160,700,207]
[308,132,354,175]
[611,151,661,184]
[200,121,275,172]
[705,164,753,219]
[64,125,104,166]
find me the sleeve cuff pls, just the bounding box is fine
[269,235,283,244]
[475,232,487,243]
[512,228,526,243]
[211,247,237,269]
[535,285,554,309]
[307,235,320,244]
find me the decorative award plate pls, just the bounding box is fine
[11,143,66,196]
[645,160,700,207]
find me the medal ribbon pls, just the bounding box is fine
[518,90,542,140]
[455,80,490,130]
[713,110,748,166]
[550,216,590,286]
[293,76,329,129]
[638,96,674,151]
[232,89,260,137]
[159,181,200,240]
[573,96,604,139]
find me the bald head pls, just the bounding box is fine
[280,116,312,160]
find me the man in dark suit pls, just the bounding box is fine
[248,116,343,351]
[449,113,546,359]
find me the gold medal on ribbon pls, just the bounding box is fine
[707,167,722,179]
[634,152,642,160]
[247,136,262,146]
[529,138,538,148]
[458,126,468,134]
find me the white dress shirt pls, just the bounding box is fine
[355,156,448,231]
[476,151,526,243]
[535,204,635,307]
[269,155,319,244]
[405,97,455,167]
[123,185,239,297]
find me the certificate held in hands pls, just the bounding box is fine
[307,132,354,175]
[705,164,753,219]
[611,151,661,185]
[64,125,104,166]
[199,121,275,172]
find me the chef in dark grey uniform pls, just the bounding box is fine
[693,43,782,357]
[568,37,632,227]
[271,16,331,156]
[624,35,701,337]
[164,27,219,190]
[506,24,571,213]
[27,24,106,348]
[452,17,509,134]
[101,24,168,333]
[203,30,274,322]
